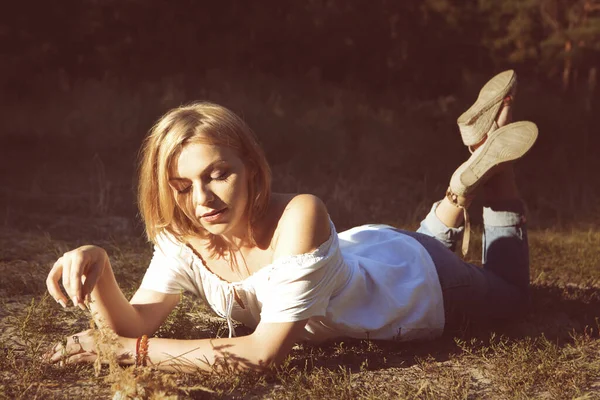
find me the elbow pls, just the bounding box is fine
[212,350,277,373]
[243,320,305,371]
[232,335,289,372]
[256,350,283,370]
[236,349,278,372]
[247,353,282,372]
[250,340,291,371]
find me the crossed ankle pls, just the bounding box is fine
[446,187,475,209]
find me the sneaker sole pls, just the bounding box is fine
[457,70,517,146]
[451,121,538,195]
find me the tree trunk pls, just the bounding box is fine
[585,67,597,113]
[562,40,572,92]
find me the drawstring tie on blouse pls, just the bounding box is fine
[224,284,239,338]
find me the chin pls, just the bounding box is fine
[200,219,243,237]
[205,219,248,240]
[201,223,231,237]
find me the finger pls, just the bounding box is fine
[49,344,67,363]
[48,340,85,363]
[61,256,73,304]
[52,341,63,353]
[49,352,61,363]
[81,260,102,301]
[43,343,67,363]
[69,253,86,306]
[42,343,59,361]
[66,352,97,364]
[47,258,68,308]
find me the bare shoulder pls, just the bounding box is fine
[271,194,331,259]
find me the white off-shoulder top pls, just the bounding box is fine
[140,221,445,342]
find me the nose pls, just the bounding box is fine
[192,182,214,207]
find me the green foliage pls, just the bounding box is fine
[478,0,600,85]
[5,0,597,98]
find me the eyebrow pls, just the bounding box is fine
[168,160,228,182]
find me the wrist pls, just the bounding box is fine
[117,336,136,365]
[91,261,113,295]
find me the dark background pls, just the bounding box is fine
[1,0,599,239]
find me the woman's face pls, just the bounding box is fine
[169,141,250,239]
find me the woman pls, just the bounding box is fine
[45,70,537,372]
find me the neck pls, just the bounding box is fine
[219,229,254,250]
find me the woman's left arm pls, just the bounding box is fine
[49,194,330,371]
[125,320,308,372]
[48,319,306,372]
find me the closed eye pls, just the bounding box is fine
[176,185,192,194]
[211,170,230,181]
[169,180,192,194]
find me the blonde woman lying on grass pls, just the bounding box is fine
[46,70,537,372]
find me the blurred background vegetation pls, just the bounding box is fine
[4,0,600,96]
[1,0,599,234]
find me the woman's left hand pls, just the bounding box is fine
[45,329,103,365]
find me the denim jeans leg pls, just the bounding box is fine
[482,199,530,304]
[409,199,531,326]
[417,201,464,251]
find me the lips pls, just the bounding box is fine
[201,208,225,218]
[200,208,228,222]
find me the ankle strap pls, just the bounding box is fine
[446,187,471,257]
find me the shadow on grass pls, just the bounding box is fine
[287,283,600,373]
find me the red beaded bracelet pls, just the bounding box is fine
[135,334,149,367]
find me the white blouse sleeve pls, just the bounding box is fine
[139,234,194,294]
[258,234,344,323]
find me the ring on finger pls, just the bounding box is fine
[72,335,86,353]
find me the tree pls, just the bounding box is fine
[478,0,600,94]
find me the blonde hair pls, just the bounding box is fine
[138,102,271,246]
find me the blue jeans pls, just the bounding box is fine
[400,199,530,328]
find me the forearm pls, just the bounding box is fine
[119,334,272,373]
[89,262,146,337]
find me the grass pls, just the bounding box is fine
[1,70,599,399]
[1,232,599,399]
[2,278,599,399]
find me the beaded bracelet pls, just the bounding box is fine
[135,334,149,367]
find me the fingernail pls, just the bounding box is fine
[58,299,67,308]
[72,297,79,307]
[78,303,87,311]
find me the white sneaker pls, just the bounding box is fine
[457,70,517,147]
[450,121,538,197]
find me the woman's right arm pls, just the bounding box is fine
[46,245,179,337]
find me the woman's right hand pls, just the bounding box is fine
[46,245,109,310]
